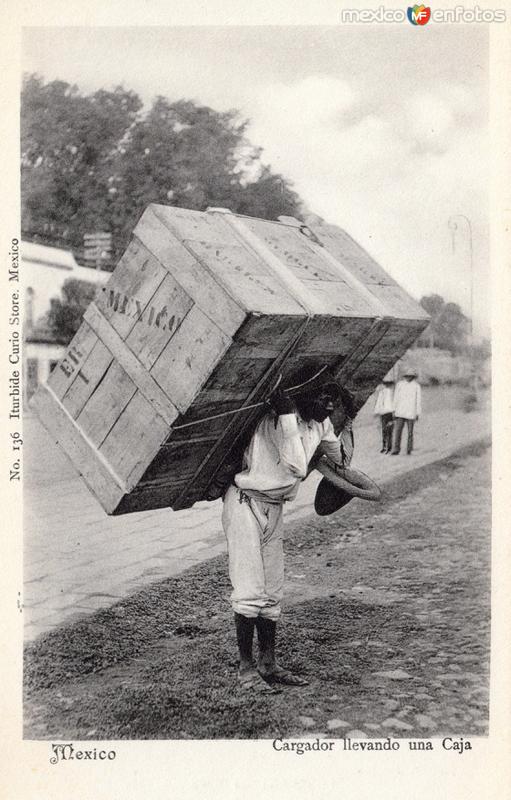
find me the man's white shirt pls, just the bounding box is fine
[393,379,422,420]
[374,384,395,415]
[235,412,341,502]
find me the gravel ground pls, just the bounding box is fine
[24,440,490,740]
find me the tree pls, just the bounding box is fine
[46,278,99,343]
[419,293,445,319]
[232,164,301,221]
[417,294,469,353]
[417,294,444,348]
[21,76,303,261]
[435,302,470,353]
[107,96,302,258]
[21,75,142,251]
[469,338,491,360]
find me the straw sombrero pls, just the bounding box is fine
[314,457,382,516]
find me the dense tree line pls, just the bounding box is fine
[21,74,302,263]
[418,293,489,356]
[45,278,99,343]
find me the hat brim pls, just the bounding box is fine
[291,379,342,400]
[314,460,381,516]
[314,479,354,515]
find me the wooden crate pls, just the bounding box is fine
[31,205,429,514]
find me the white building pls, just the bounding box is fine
[23,241,110,405]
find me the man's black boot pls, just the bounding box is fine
[255,617,309,686]
[234,612,256,673]
[235,613,281,694]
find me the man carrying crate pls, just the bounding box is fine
[222,370,356,694]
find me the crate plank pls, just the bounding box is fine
[366,284,431,320]
[151,203,242,245]
[309,224,400,286]
[184,240,305,316]
[62,339,114,419]
[113,484,182,515]
[134,206,246,337]
[216,211,323,315]
[150,305,232,413]
[300,280,376,317]
[352,321,425,384]
[76,361,137,449]
[47,322,99,400]
[243,217,343,283]
[94,237,169,341]
[125,272,194,369]
[31,384,125,513]
[238,216,383,317]
[227,314,304,355]
[292,317,373,356]
[139,438,214,487]
[200,356,274,394]
[99,391,170,488]
[335,318,392,385]
[168,400,251,441]
[83,302,178,425]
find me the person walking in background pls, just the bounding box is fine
[373,378,395,453]
[391,369,422,455]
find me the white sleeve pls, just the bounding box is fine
[272,414,307,478]
[416,384,422,417]
[374,387,382,415]
[321,417,340,443]
[316,418,343,464]
[393,382,401,411]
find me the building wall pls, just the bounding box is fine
[23,242,109,327]
[22,241,110,407]
[24,342,66,404]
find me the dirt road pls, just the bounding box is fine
[23,386,490,639]
[24,440,490,740]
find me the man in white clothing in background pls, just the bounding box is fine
[391,368,422,455]
[373,377,395,453]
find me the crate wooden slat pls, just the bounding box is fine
[31,205,429,515]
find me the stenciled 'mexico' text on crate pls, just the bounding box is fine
[31,205,429,514]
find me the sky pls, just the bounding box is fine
[22,25,490,334]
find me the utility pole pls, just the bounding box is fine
[448,214,477,403]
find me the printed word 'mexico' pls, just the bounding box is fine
[101,288,182,333]
[9,238,19,281]
[50,743,116,764]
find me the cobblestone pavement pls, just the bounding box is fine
[23,387,490,639]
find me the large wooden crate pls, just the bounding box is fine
[31,205,429,514]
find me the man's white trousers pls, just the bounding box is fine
[222,485,284,620]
